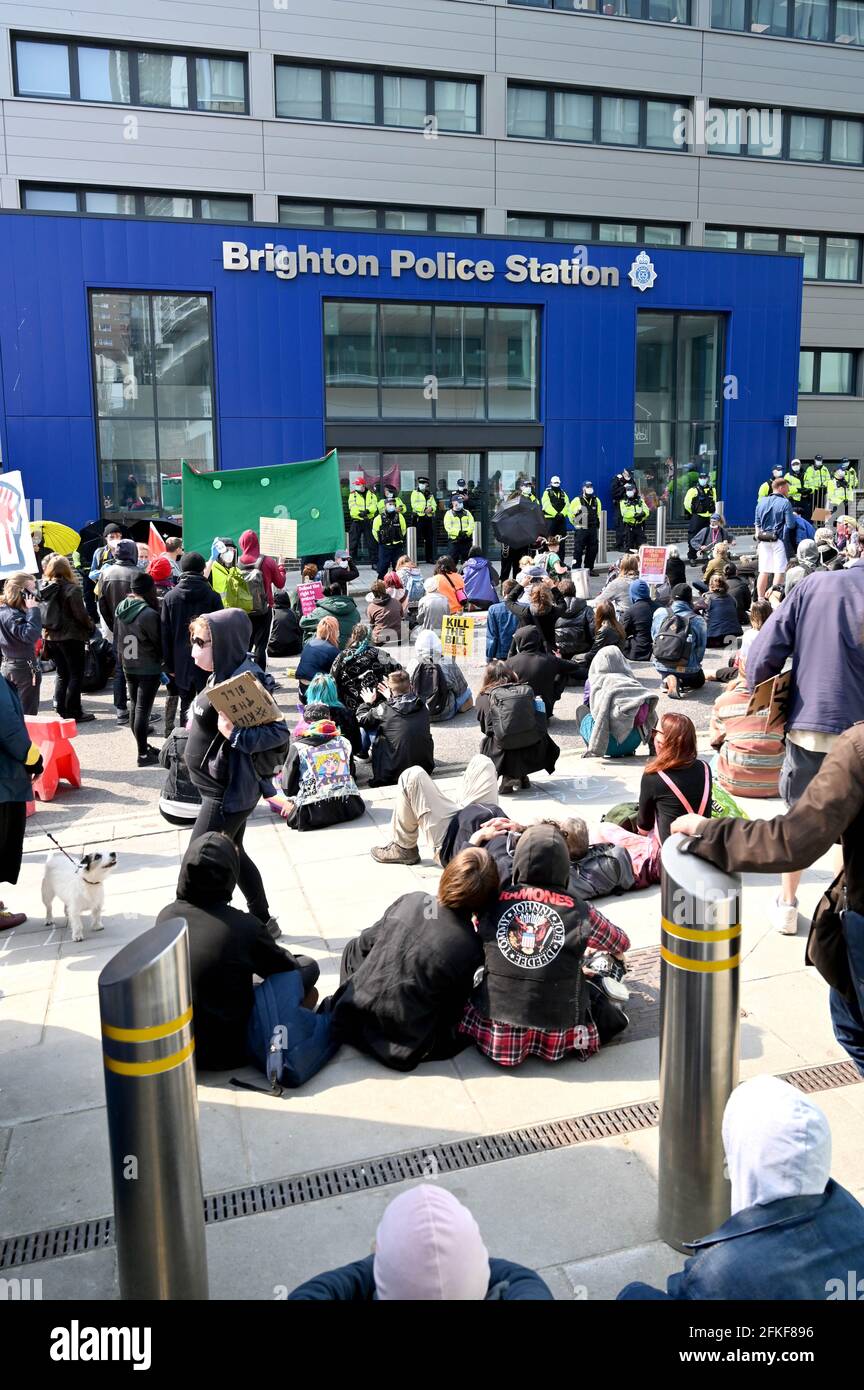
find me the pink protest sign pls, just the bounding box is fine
[297,581,323,616]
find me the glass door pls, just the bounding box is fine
[432,452,481,553]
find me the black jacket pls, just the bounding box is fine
[321,556,359,595]
[476,689,560,780]
[0,604,42,661]
[114,595,163,675]
[555,598,593,658]
[665,554,687,589]
[155,834,302,1070]
[625,598,659,661]
[330,891,484,1071]
[506,580,565,651]
[474,826,591,1030]
[331,643,401,712]
[160,573,225,690]
[356,692,434,787]
[39,579,94,643]
[572,622,628,679]
[280,729,365,831]
[506,628,575,717]
[97,559,138,632]
[268,596,303,657]
[726,575,753,622]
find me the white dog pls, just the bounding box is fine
[41,849,118,942]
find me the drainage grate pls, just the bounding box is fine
[1,1059,860,1271]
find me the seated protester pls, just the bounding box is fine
[534,535,568,580]
[814,525,839,568]
[414,577,451,641]
[597,554,640,616]
[365,579,402,646]
[691,515,730,567]
[394,554,425,618]
[321,548,359,596]
[459,825,631,1067]
[784,538,822,596]
[651,583,708,698]
[664,545,687,589]
[576,647,659,759]
[486,579,521,660]
[638,711,711,844]
[506,626,576,718]
[554,580,594,659]
[269,702,365,830]
[331,623,402,713]
[410,630,473,723]
[571,600,629,681]
[290,562,323,615]
[624,580,658,662]
[462,546,499,611]
[708,598,770,685]
[709,668,785,799]
[300,587,361,650]
[505,577,565,651]
[723,562,752,623]
[155,832,319,1070]
[371,753,500,866]
[356,668,434,788]
[475,661,560,796]
[288,1185,553,1301]
[296,615,340,703]
[464,812,636,899]
[432,557,465,615]
[267,590,303,658]
[328,847,500,1070]
[619,1076,864,1302]
[299,673,362,756]
[702,574,743,647]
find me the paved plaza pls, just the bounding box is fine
[1,565,862,1301]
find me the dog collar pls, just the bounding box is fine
[79,872,104,885]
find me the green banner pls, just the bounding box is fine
[181,451,344,558]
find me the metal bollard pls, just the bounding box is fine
[406,524,418,565]
[658,834,742,1252]
[598,510,608,565]
[473,519,483,551]
[655,503,667,547]
[99,917,209,1300]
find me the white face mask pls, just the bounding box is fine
[222,548,235,566]
[521,487,531,496]
[584,488,594,496]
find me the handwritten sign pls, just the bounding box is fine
[207,671,283,728]
[746,670,790,726]
[639,545,668,584]
[441,614,474,659]
[0,472,38,576]
[259,516,298,559]
[296,580,323,616]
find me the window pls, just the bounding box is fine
[508,83,689,149]
[506,213,684,244]
[90,291,216,515]
[707,104,864,165]
[711,0,864,43]
[324,302,538,421]
[274,62,481,133]
[830,117,864,163]
[22,183,252,222]
[278,200,480,233]
[506,0,690,20]
[12,34,248,112]
[705,227,862,281]
[799,348,858,393]
[789,113,825,161]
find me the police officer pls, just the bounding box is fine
[518,479,541,506]
[568,482,602,574]
[378,485,406,517]
[347,475,371,563]
[372,496,407,578]
[442,493,474,566]
[840,456,859,489]
[758,466,787,500]
[827,465,855,513]
[802,455,830,517]
[410,475,437,565]
[620,482,649,552]
[364,478,380,526]
[611,469,634,551]
[784,458,805,510]
[541,476,570,545]
[683,469,718,562]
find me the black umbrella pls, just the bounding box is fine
[127,517,183,543]
[492,496,548,550]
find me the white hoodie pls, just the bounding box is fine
[373,1185,490,1300]
[722,1076,831,1214]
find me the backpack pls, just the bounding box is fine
[251,732,291,782]
[239,558,268,614]
[284,735,359,806]
[404,571,425,605]
[411,659,449,718]
[652,612,696,666]
[222,566,253,613]
[488,683,540,750]
[243,972,340,1093]
[569,845,636,901]
[81,634,115,692]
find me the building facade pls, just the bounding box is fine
[0,0,856,530]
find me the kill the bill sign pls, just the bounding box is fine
[441,615,475,659]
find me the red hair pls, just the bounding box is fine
[645,712,698,774]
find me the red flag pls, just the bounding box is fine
[148,522,167,557]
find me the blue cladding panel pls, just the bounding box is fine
[0,213,803,528]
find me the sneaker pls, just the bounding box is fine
[76,712,97,723]
[116,709,129,724]
[371,843,421,865]
[772,897,799,936]
[137,746,160,767]
[265,917,282,940]
[499,777,521,795]
[0,909,27,930]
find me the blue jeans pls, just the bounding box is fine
[830,909,864,1076]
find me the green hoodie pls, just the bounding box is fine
[301,594,361,649]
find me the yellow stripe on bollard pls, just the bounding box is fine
[103,1039,195,1076]
[102,1004,193,1043]
[661,916,741,944]
[660,945,741,973]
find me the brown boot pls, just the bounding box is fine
[371,842,421,865]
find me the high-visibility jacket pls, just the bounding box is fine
[568,494,601,528]
[684,485,717,518]
[827,481,855,510]
[443,509,474,539]
[364,490,380,518]
[783,471,803,503]
[757,478,786,499]
[802,464,830,497]
[518,491,540,506]
[410,489,437,518]
[541,486,570,518]
[377,495,406,516]
[372,511,407,546]
[348,490,369,521]
[844,465,859,489]
[620,499,649,526]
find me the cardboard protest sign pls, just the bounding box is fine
[297,581,324,616]
[639,545,668,584]
[0,472,38,577]
[259,516,298,559]
[746,670,791,724]
[207,671,283,728]
[441,614,474,659]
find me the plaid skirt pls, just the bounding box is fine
[459,1003,598,1067]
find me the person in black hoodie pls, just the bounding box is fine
[665,545,687,588]
[185,608,289,934]
[356,668,434,787]
[328,847,500,1071]
[624,579,659,662]
[554,580,594,659]
[723,563,753,625]
[114,571,164,766]
[506,626,577,718]
[160,551,225,733]
[97,537,139,722]
[267,590,303,657]
[155,833,319,1070]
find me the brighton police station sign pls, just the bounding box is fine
[222,240,657,290]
